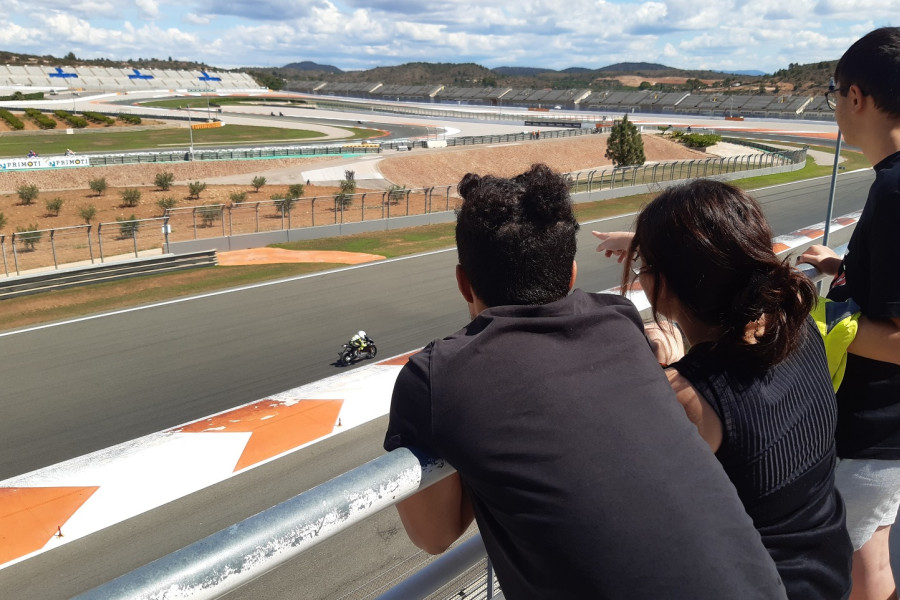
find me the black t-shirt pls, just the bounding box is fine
[828,150,900,458]
[385,290,786,599]
[672,319,851,599]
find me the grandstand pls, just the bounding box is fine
[0,62,834,121]
[0,65,262,93]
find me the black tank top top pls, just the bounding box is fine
[672,319,852,600]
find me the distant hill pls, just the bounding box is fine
[596,62,672,73]
[492,66,554,77]
[282,61,342,73]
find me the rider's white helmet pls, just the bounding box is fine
[358,330,366,338]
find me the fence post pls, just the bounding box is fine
[228,206,233,236]
[0,235,7,277]
[132,222,138,257]
[446,187,450,211]
[163,217,170,254]
[281,201,285,230]
[312,198,316,227]
[192,208,198,240]
[50,228,58,269]
[361,193,366,222]
[406,190,410,216]
[98,223,105,263]
[221,207,227,237]
[11,234,19,276]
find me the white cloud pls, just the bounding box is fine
[136,0,160,20]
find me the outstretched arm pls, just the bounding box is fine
[592,231,634,263]
[395,473,475,554]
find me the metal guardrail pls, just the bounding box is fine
[0,251,217,299]
[74,448,458,600]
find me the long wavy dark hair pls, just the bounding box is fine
[456,163,579,307]
[622,179,816,367]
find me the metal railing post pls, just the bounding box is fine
[98,223,105,263]
[255,203,260,232]
[163,217,170,253]
[0,235,7,276]
[132,223,138,257]
[50,229,58,269]
[192,208,198,240]
[11,234,19,275]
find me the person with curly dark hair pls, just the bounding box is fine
[595,179,852,599]
[384,165,787,599]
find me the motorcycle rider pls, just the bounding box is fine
[349,330,373,353]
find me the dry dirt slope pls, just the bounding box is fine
[0,134,707,233]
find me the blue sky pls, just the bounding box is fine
[0,1,896,74]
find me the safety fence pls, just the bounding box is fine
[0,144,806,277]
[84,143,382,166]
[568,147,807,193]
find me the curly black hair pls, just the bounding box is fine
[456,163,579,307]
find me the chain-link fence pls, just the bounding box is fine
[568,147,806,194]
[0,217,170,277]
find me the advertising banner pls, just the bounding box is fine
[0,156,91,170]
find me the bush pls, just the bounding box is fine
[79,204,97,224]
[17,184,39,205]
[287,183,305,198]
[24,108,56,129]
[89,177,108,196]
[187,181,207,199]
[0,212,6,230]
[681,133,722,149]
[45,197,64,217]
[197,205,223,227]
[388,184,407,204]
[15,224,42,250]
[251,176,267,192]
[0,109,24,130]
[335,170,357,208]
[53,110,87,128]
[229,191,248,204]
[154,171,175,191]
[157,197,178,214]
[116,214,141,239]
[272,194,296,215]
[119,188,141,207]
[118,113,141,124]
[83,111,115,125]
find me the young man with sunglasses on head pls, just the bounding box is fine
[799,27,900,600]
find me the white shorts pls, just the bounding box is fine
[834,458,900,550]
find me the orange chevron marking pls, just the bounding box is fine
[0,486,98,564]
[175,399,344,472]
[795,228,826,238]
[772,242,791,253]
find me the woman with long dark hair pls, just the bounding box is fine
[595,179,852,599]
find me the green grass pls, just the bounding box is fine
[0,123,378,158]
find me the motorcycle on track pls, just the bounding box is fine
[337,337,377,366]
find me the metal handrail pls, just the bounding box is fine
[74,448,454,600]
